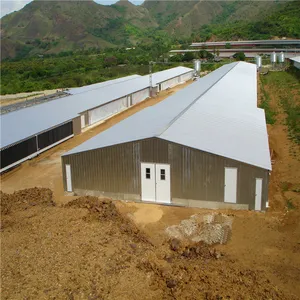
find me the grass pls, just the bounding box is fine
[281,181,290,192]
[260,70,300,144]
[259,77,276,125]
[286,199,295,211]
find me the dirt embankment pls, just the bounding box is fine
[1,188,298,299]
[258,75,300,212]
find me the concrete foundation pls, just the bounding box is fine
[73,189,249,210]
[74,189,140,201]
[172,198,249,210]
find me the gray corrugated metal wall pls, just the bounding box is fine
[62,137,269,210]
[72,117,82,135]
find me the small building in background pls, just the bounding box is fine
[62,62,271,211]
[290,56,300,69]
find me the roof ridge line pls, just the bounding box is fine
[156,62,239,138]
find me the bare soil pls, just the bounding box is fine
[1,79,300,299]
[261,79,300,212]
[1,190,299,299]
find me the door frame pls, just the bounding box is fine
[155,163,171,204]
[141,162,156,202]
[224,167,238,203]
[140,162,171,203]
[65,164,72,192]
[255,178,263,211]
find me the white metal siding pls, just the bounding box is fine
[180,72,193,82]
[161,77,180,90]
[88,97,127,125]
[294,61,300,69]
[80,115,85,128]
[131,88,150,105]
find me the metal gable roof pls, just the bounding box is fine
[68,75,141,95]
[65,62,271,170]
[0,67,193,149]
[290,56,300,63]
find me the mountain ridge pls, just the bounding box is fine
[1,0,299,60]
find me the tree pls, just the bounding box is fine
[103,56,118,67]
[225,43,231,49]
[233,52,246,61]
[182,52,194,62]
[170,54,183,62]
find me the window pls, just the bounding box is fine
[146,168,151,179]
[160,169,166,180]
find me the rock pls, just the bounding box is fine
[166,279,177,289]
[169,238,181,251]
[129,243,137,250]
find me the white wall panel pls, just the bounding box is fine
[132,88,150,105]
[89,97,127,125]
[161,77,180,90]
[180,72,193,82]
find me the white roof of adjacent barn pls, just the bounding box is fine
[68,75,141,95]
[65,62,272,170]
[290,56,300,63]
[0,67,193,149]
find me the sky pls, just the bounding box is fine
[0,0,143,18]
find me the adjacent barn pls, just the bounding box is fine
[1,67,193,172]
[290,56,300,69]
[62,62,272,211]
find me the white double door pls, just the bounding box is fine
[141,163,171,203]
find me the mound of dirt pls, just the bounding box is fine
[65,196,120,220]
[168,238,220,260]
[138,240,288,300]
[65,196,151,244]
[1,187,54,215]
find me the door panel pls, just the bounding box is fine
[66,164,72,192]
[141,163,156,202]
[255,178,263,210]
[224,167,237,203]
[155,164,171,203]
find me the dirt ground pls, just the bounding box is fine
[1,191,300,299]
[1,78,300,299]
[262,79,300,212]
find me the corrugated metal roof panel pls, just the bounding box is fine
[0,67,193,149]
[68,75,141,95]
[290,56,300,63]
[65,62,271,170]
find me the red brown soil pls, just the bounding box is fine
[1,190,299,299]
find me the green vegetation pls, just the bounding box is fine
[261,70,300,144]
[233,52,246,61]
[199,1,300,41]
[2,0,299,60]
[259,78,276,125]
[286,199,296,211]
[281,181,290,192]
[0,42,193,94]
